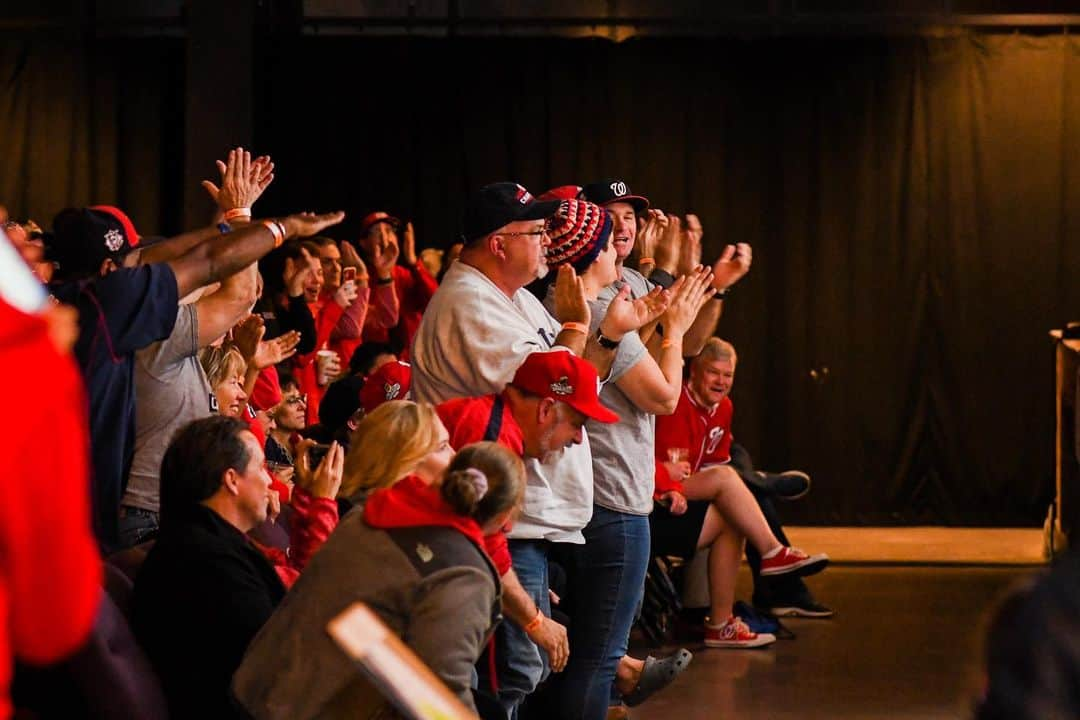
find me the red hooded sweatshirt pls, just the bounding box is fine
[363,476,488,556]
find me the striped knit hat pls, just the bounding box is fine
[544,199,612,273]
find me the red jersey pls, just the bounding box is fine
[654,384,734,496]
[436,393,524,576]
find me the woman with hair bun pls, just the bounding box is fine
[233,441,525,720]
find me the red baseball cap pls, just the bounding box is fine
[537,185,583,202]
[359,360,412,414]
[359,211,401,237]
[510,350,619,424]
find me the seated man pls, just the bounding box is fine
[132,416,334,717]
[651,339,830,648]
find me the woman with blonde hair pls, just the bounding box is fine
[234,441,525,719]
[199,345,249,418]
[338,399,453,501]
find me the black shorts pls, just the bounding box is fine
[649,499,710,560]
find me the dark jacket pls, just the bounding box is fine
[232,507,501,719]
[132,505,286,718]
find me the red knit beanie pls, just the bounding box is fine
[544,199,612,273]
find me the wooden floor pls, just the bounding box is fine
[632,564,1042,719]
[783,527,1047,565]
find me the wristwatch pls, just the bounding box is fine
[596,329,621,350]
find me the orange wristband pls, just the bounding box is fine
[638,257,655,265]
[261,219,285,248]
[223,207,252,222]
[561,322,588,335]
[661,338,679,350]
[523,609,544,634]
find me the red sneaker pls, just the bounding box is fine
[704,616,775,648]
[760,546,829,577]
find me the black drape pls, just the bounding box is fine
[256,32,1080,525]
[0,37,185,236]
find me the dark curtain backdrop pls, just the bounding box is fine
[256,32,1080,526]
[0,37,184,236]
[2,31,1076,525]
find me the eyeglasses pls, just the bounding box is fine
[283,394,307,406]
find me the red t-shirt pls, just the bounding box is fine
[654,384,734,496]
[435,393,524,575]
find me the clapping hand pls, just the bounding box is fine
[553,264,590,326]
[598,284,672,339]
[201,147,275,214]
[710,242,752,290]
[402,221,418,266]
[677,214,703,277]
[253,330,301,369]
[662,266,716,338]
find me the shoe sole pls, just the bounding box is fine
[777,471,811,501]
[768,606,835,618]
[760,555,829,578]
[704,633,777,649]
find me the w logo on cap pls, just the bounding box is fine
[609,181,628,197]
[384,382,402,400]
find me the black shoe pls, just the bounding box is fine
[754,470,811,500]
[766,599,834,618]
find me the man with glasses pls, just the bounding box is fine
[412,182,662,718]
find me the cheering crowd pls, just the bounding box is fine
[0,149,835,720]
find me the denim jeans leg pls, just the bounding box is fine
[116,505,159,550]
[476,539,551,719]
[558,506,650,720]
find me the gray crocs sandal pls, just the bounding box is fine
[623,648,694,708]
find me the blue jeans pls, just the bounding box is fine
[557,506,650,720]
[476,539,552,719]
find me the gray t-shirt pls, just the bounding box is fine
[544,283,654,515]
[122,305,214,512]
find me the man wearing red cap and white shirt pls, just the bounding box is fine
[412,182,667,718]
[355,211,437,353]
[46,147,344,551]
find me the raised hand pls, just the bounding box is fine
[677,214,703,276]
[231,314,265,363]
[402,221,418,266]
[371,235,399,280]
[553,264,590,326]
[653,211,681,274]
[201,147,275,213]
[662,266,716,338]
[294,439,345,500]
[635,210,664,264]
[253,330,301,369]
[283,211,346,239]
[711,242,752,290]
[599,284,672,339]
